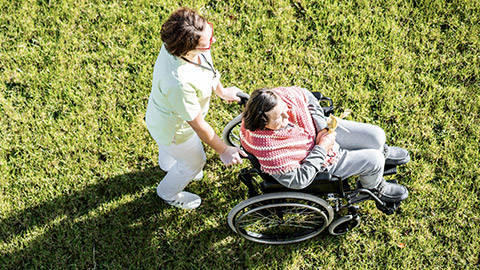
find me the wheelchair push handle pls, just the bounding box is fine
[236,92,250,106]
[312,92,334,117]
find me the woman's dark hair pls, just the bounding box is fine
[161,7,207,57]
[243,88,279,131]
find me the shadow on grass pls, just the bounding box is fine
[0,166,228,268]
[0,165,347,269]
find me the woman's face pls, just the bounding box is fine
[196,23,216,51]
[265,99,289,130]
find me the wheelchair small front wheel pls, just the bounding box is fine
[228,192,334,244]
[328,215,361,236]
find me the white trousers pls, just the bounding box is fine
[155,134,206,200]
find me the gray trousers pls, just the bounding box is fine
[329,119,386,189]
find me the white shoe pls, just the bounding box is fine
[162,191,201,210]
[193,171,204,181]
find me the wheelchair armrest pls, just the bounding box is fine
[244,149,333,182]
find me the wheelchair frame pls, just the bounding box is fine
[223,92,404,244]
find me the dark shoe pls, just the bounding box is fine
[371,179,408,203]
[384,145,410,165]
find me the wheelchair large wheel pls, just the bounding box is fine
[328,215,361,236]
[228,192,334,244]
[222,113,243,148]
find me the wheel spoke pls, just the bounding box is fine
[238,217,278,229]
[237,211,280,229]
[280,222,321,229]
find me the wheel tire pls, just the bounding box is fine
[222,113,243,147]
[228,192,334,244]
[328,215,361,236]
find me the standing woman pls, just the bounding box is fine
[145,7,245,209]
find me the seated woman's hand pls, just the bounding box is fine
[316,129,336,151]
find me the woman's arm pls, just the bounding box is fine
[188,112,245,165]
[214,81,242,102]
[271,130,336,189]
[270,145,328,189]
[303,88,327,132]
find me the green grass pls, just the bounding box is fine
[1,0,479,268]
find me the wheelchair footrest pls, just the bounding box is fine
[376,201,402,215]
[383,165,398,176]
[348,193,371,204]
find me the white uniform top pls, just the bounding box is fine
[145,44,220,145]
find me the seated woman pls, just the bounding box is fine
[239,86,409,204]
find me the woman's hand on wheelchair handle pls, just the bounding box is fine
[220,146,247,166]
[222,86,243,103]
[316,129,336,152]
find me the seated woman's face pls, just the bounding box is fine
[265,99,289,130]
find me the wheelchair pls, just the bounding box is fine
[222,92,408,244]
